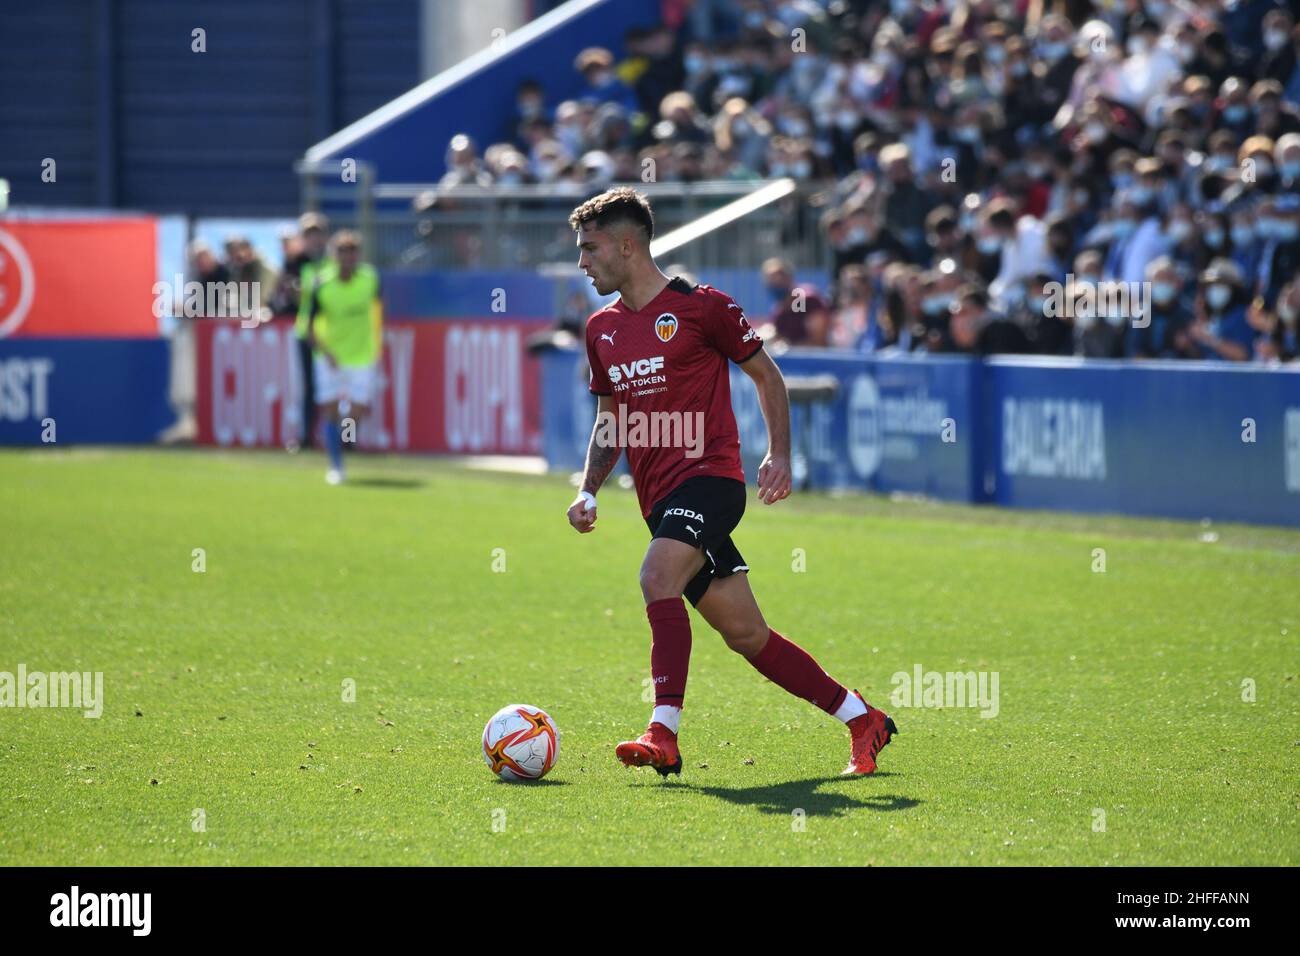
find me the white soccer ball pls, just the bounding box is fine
[482,704,560,781]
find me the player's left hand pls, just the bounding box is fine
[756,453,792,505]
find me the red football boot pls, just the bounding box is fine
[842,691,898,775]
[615,722,683,777]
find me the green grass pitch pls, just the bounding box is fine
[1,448,1296,866]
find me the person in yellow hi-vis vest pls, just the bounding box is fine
[305,231,383,485]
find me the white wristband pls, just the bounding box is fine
[579,491,597,511]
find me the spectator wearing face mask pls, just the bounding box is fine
[1269,277,1300,361]
[1276,133,1300,191]
[761,257,831,347]
[1228,207,1263,279]
[837,204,907,273]
[1032,14,1080,116]
[1193,209,1233,272]
[1165,204,1200,273]
[1252,196,1300,309]
[574,47,638,114]
[512,80,547,148]
[1129,256,1192,359]
[828,264,884,351]
[1184,258,1253,361]
[654,91,713,146]
[1250,80,1300,142]
[878,143,933,260]
[1070,251,1125,359]
[1258,9,1296,85]
[1018,272,1073,356]
[1097,190,1165,286]
[918,260,964,347]
[1216,77,1255,140]
[441,134,494,188]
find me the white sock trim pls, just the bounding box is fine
[833,691,868,724]
[651,705,681,734]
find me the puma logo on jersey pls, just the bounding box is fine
[684,525,701,540]
[600,331,618,345]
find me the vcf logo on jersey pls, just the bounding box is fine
[607,355,664,386]
[654,312,678,343]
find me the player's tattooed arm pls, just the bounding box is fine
[581,395,621,496]
[740,349,793,504]
[568,396,617,533]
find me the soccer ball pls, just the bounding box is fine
[482,704,560,781]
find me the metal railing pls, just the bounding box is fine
[296,162,830,272]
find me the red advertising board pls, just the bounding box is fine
[0,218,158,338]
[194,317,546,454]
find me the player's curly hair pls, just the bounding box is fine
[568,187,655,242]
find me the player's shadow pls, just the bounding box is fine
[345,476,426,490]
[671,776,919,818]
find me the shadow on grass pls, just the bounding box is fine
[640,775,919,818]
[495,777,571,787]
[346,476,426,490]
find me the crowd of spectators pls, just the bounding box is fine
[441,0,1300,363]
[185,222,328,319]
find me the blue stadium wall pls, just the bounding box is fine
[0,0,420,216]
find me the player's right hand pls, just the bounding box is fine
[567,495,597,533]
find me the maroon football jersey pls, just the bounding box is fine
[585,276,764,517]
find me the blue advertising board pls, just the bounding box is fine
[540,346,1300,528]
[540,346,981,500]
[985,358,1300,526]
[0,339,175,445]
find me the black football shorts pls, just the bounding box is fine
[644,475,748,608]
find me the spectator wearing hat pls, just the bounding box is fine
[574,47,638,114]
[1250,80,1300,142]
[1183,258,1253,361]
[878,143,932,260]
[653,90,713,145]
